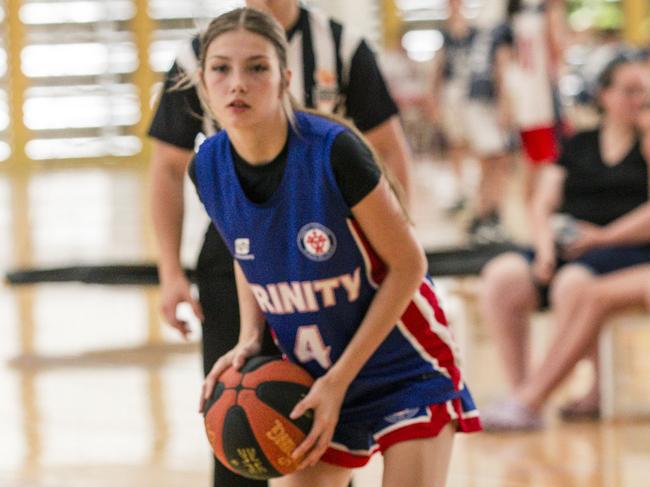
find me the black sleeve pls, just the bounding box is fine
[331,130,381,207]
[344,40,399,132]
[148,61,204,150]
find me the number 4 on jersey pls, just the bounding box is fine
[294,325,332,369]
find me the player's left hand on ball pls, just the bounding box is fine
[199,338,262,413]
[289,374,346,469]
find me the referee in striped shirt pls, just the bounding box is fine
[149,2,412,486]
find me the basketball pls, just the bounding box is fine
[202,356,314,480]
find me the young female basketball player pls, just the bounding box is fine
[192,9,480,487]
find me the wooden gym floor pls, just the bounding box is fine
[1,158,649,487]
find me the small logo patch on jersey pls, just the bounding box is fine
[234,238,254,260]
[383,407,421,424]
[297,223,337,262]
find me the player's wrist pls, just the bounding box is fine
[237,326,264,347]
[324,361,356,391]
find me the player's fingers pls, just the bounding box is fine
[299,430,332,469]
[209,355,234,384]
[202,356,232,402]
[232,352,246,370]
[289,394,313,420]
[199,377,215,413]
[232,346,255,370]
[291,421,321,461]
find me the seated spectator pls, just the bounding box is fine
[478,54,650,430]
[482,203,650,430]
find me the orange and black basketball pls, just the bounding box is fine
[202,356,314,480]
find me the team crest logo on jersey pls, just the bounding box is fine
[234,238,254,260]
[383,407,421,424]
[297,223,337,261]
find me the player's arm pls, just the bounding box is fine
[233,261,266,345]
[150,140,204,335]
[200,261,266,411]
[332,176,427,387]
[290,177,427,467]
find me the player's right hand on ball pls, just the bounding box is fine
[199,339,261,412]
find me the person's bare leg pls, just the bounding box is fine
[381,423,455,487]
[547,264,596,342]
[270,461,352,487]
[525,157,555,204]
[479,153,509,218]
[448,145,467,209]
[545,265,601,413]
[480,252,538,387]
[516,266,650,411]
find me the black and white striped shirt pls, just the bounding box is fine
[149,5,398,149]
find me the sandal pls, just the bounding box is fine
[558,400,600,422]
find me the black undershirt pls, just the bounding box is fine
[189,130,381,208]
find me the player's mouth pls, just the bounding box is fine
[228,99,251,113]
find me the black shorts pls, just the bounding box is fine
[521,244,650,308]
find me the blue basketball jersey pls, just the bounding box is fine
[194,112,476,423]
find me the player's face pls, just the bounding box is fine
[201,29,286,130]
[601,63,648,125]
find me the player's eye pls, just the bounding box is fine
[249,64,268,73]
[211,64,229,73]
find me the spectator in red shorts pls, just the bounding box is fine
[501,0,568,202]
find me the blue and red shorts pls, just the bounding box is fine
[320,392,482,468]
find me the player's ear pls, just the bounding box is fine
[284,68,292,91]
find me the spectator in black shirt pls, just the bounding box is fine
[478,55,650,430]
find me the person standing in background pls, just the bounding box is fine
[431,0,477,214]
[502,0,568,202]
[432,0,513,244]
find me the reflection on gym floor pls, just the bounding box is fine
[1,165,649,487]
